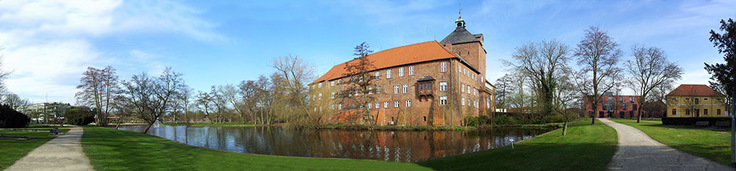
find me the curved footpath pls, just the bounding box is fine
[4,126,94,171]
[599,119,733,171]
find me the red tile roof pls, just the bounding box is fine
[312,41,459,84]
[666,84,725,97]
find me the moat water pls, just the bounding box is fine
[118,125,552,162]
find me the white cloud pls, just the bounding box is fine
[0,0,223,104]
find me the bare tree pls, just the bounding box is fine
[196,90,216,123]
[271,55,315,125]
[0,48,11,94]
[494,74,514,112]
[510,40,570,116]
[120,67,183,133]
[553,68,578,136]
[337,42,378,126]
[626,45,682,123]
[2,93,28,110]
[573,26,623,125]
[75,66,120,127]
[179,85,193,124]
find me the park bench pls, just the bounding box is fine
[695,121,710,127]
[715,121,731,127]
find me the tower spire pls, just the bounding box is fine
[455,8,465,28]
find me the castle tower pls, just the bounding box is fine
[440,15,487,78]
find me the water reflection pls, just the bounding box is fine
[119,126,551,162]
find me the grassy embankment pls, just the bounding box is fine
[0,127,70,169]
[610,118,732,166]
[81,118,616,170]
[418,119,617,170]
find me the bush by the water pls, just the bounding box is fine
[0,104,30,128]
[65,106,95,126]
[464,112,568,126]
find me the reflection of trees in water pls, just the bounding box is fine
[118,126,551,162]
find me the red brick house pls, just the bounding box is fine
[309,16,495,126]
[584,93,644,118]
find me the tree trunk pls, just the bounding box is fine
[562,120,568,136]
[143,122,153,134]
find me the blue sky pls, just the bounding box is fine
[0,0,734,104]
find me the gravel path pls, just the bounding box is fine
[599,118,733,171]
[4,126,94,171]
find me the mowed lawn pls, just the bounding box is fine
[0,127,70,169]
[82,119,617,171]
[419,119,618,171]
[610,118,732,166]
[81,126,430,171]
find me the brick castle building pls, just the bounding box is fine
[310,16,495,126]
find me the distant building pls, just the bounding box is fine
[309,16,495,126]
[584,92,644,118]
[18,102,71,123]
[665,84,726,118]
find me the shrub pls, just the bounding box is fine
[65,106,95,126]
[0,104,30,128]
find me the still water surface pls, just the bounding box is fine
[118,125,551,162]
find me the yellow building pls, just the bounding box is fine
[666,84,727,117]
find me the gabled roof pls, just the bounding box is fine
[667,84,725,97]
[312,41,458,84]
[439,26,480,45]
[416,76,436,82]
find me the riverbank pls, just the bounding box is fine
[0,127,70,170]
[81,126,429,171]
[418,119,617,170]
[80,118,617,170]
[610,118,733,166]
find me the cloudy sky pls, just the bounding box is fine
[0,0,734,105]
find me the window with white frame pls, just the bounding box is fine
[406,100,411,107]
[467,85,471,94]
[462,97,466,106]
[387,69,391,78]
[376,86,381,94]
[384,101,389,108]
[486,97,490,109]
[439,81,447,91]
[440,96,448,105]
[367,103,372,109]
[331,81,335,86]
[368,87,373,94]
[458,63,461,73]
[318,83,322,88]
[375,102,380,109]
[318,93,322,100]
[394,85,399,94]
[461,83,465,92]
[399,67,404,77]
[441,62,447,72]
[375,71,380,80]
[409,66,414,75]
[402,84,408,94]
[338,103,342,110]
[394,100,400,108]
[331,92,335,99]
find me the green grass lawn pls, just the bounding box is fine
[82,119,617,171]
[418,119,618,171]
[610,118,732,166]
[81,126,430,171]
[0,127,70,169]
